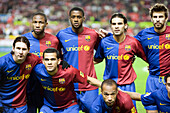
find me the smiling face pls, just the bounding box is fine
[101,84,118,107]
[110,17,127,36]
[151,11,168,30]
[32,15,47,36]
[12,42,30,64]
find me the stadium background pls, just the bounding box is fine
[0,0,169,113]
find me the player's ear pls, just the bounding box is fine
[125,24,128,30]
[45,22,48,26]
[57,58,61,65]
[83,16,85,22]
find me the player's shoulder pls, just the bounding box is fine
[0,53,11,65]
[117,91,132,102]
[84,27,98,34]
[26,53,41,62]
[22,32,32,38]
[137,27,155,36]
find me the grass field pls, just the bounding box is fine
[0,52,148,113]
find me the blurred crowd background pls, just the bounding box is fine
[0,0,169,42]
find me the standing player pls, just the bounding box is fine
[90,79,137,113]
[123,73,170,113]
[94,13,147,107]
[22,12,62,113]
[32,48,101,113]
[56,7,101,112]
[0,36,41,113]
[134,3,170,113]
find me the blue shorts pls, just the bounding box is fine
[40,104,79,113]
[118,82,136,107]
[3,104,27,113]
[145,75,165,110]
[76,88,98,113]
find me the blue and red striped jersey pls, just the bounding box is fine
[0,53,41,107]
[23,32,60,59]
[135,26,170,76]
[94,34,147,85]
[141,86,170,112]
[90,91,137,113]
[57,27,100,91]
[33,64,87,109]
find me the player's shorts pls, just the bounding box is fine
[145,75,165,110]
[3,104,27,113]
[76,88,98,113]
[40,104,79,113]
[118,82,136,107]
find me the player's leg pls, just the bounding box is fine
[118,82,136,107]
[3,104,27,113]
[40,105,54,113]
[145,75,164,113]
[61,104,79,113]
[76,88,98,113]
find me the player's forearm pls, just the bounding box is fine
[124,91,141,101]
[87,76,102,87]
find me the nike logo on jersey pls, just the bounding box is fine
[107,47,113,49]
[147,37,153,40]
[65,39,71,42]
[41,78,46,81]
[160,103,166,105]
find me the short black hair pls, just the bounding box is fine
[69,7,84,16]
[32,12,47,22]
[11,36,30,54]
[101,79,117,91]
[110,13,127,24]
[43,48,60,59]
[165,73,170,83]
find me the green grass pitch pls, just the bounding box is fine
[0,52,148,113]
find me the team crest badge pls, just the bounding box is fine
[59,78,65,84]
[85,35,91,42]
[25,64,32,70]
[46,41,51,47]
[125,45,131,51]
[115,106,120,112]
[165,34,170,40]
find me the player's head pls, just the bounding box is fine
[32,12,48,35]
[11,36,30,64]
[69,7,85,30]
[101,79,118,107]
[43,48,61,75]
[149,3,169,30]
[110,13,128,36]
[165,73,170,93]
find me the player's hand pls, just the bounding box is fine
[60,60,70,69]
[98,29,109,38]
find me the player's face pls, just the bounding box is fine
[165,77,170,94]
[32,15,47,35]
[12,42,30,64]
[101,84,118,107]
[151,11,168,30]
[69,10,85,29]
[111,17,127,36]
[43,53,60,73]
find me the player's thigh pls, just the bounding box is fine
[62,104,79,113]
[40,105,53,113]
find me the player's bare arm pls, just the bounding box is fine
[123,91,141,101]
[87,76,102,87]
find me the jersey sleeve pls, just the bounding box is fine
[71,66,87,84]
[134,30,144,42]
[141,93,156,106]
[94,41,104,59]
[94,31,101,50]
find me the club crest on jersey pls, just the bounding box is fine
[85,35,91,42]
[165,34,170,40]
[46,41,51,47]
[59,78,65,84]
[115,106,120,112]
[25,64,32,70]
[125,45,131,51]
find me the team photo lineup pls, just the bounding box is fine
[0,1,169,113]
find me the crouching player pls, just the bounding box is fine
[32,48,101,113]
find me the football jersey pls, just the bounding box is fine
[23,32,60,59]
[57,27,100,91]
[0,53,41,107]
[141,86,170,112]
[94,34,146,85]
[33,64,87,109]
[135,26,170,76]
[90,91,137,113]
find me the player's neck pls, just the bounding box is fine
[72,27,84,34]
[113,33,126,43]
[32,32,45,39]
[154,25,166,33]
[47,68,58,76]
